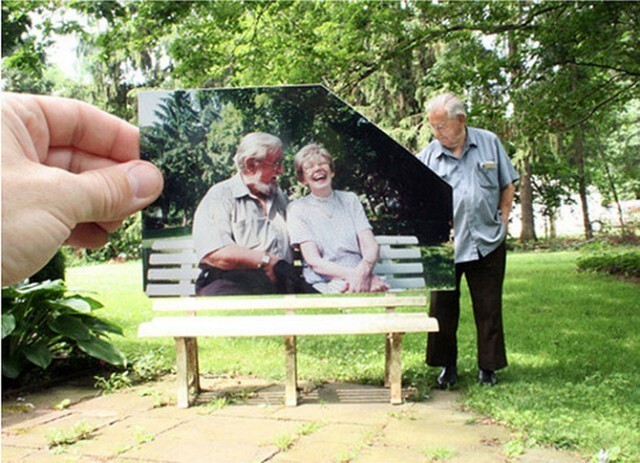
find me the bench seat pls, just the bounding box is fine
[139,312,437,338]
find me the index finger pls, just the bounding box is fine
[11,93,139,163]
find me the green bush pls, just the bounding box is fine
[1,280,126,380]
[30,250,66,283]
[576,250,640,279]
[66,214,142,266]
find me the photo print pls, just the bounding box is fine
[139,85,454,297]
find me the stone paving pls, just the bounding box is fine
[2,375,586,463]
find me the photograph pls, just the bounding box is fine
[139,85,454,297]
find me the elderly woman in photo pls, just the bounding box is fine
[287,144,389,293]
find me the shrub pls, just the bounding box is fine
[30,250,66,283]
[66,214,142,266]
[576,250,640,279]
[1,280,126,380]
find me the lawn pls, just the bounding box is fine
[67,251,639,462]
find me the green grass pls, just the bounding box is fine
[66,251,640,462]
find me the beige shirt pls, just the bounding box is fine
[192,173,292,264]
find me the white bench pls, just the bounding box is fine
[138,236,438,408]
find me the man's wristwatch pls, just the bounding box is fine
[258,253,270,269]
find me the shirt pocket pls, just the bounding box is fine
[232,217,266,249]
[477,161,499,190]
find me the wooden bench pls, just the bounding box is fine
[138,236,438,408]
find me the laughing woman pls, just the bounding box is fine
[287,143,389,294]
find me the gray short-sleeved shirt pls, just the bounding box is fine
[192,173,292,264]
[287,190,372,287]
[417,127,518,264]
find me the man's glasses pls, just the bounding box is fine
[260,159,284,169]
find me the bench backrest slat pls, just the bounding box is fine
[145,235,426,298]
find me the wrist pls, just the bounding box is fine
[360,259,375,271]
[257,252,271,270]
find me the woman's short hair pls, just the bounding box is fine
[426,93,466,119]
[233,132,282,171]
[293,143,334,182]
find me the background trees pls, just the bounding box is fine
[3,0,639,244]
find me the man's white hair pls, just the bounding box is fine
[233,132,282,170]
[426,93,466,119]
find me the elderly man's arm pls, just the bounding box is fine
[499,183,516,227]
[200,245,280,283]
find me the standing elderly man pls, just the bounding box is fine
[193,132,307,296]
[417,93,518,387]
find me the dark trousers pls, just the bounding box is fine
[426,241,508,371]
[195,260,319,296]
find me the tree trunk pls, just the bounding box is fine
[549,212,557,239]
[574,124,593,239]
[519,156,537,241]
[508,14,536,242]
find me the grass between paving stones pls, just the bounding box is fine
[66,251,639,463]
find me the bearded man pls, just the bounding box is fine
[193,132,307,295]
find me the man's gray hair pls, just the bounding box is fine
[426,93,466,119]
[233,132,283,170]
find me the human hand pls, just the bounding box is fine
[369,275,390,292]
[263,253,281,285]
[344,261,375,293]
[2,93,163,286]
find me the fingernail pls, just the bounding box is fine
[125,162,163,199]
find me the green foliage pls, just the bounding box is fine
[67,214,143,265]
[423,446,456,462]
[421,244,455,289]
[30,250,66,283]
[1,280,126,380]
[576,250,640,279]
[47,419,95,448]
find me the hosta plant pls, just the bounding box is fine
[2,280,126,380]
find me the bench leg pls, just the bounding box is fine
[387,333,405,405]
[384,334,391,388]
[175,337,199,408]
[384,307,395,388]
[186,337,200,394]
[284,335,298,406]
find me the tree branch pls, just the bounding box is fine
[565,78,640,130]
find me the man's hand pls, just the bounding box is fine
[2,93,164,286]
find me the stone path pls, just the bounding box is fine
[2,375,585,463]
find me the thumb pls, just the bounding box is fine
[71,160,163,224]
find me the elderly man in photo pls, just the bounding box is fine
[193,132,310,295]
[417,93,518,387]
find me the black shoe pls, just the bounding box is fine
[436,365,457,389]
[478,369,497,386]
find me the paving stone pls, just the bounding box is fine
[303,422,373,445]
[125,435,279,463]
[269,438,359,463]
[4,412,117,450]
[353,445,432,463]
[1,445,36,463]
[2,410,73,436]
[70,389,157,416]
[383,414,493,449]
[273,398,396,425]
[71,414,184,458]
